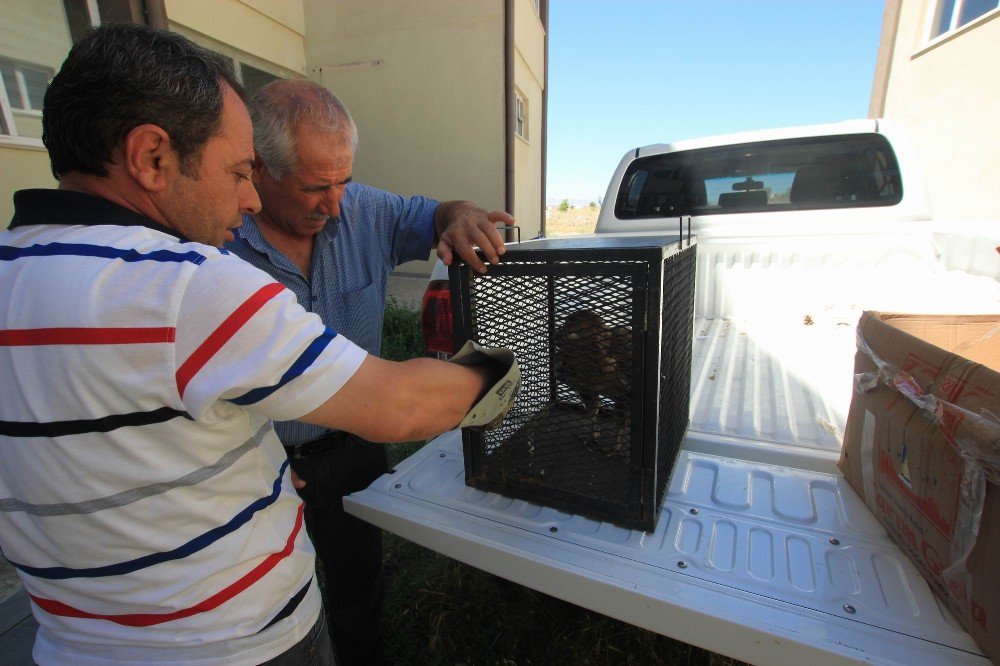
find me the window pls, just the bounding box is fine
[931,0,999,38]
[239,63,280,97]
[1,0,97,141]
[514,90,527,140]
[614,134,903,219]
[0,59,55,113]
[175,28,285,99]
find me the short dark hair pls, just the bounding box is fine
[42,23,248,179]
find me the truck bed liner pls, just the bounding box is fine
[689,316,853,468]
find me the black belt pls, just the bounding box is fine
[283,430,352,459]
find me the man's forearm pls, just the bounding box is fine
[295,355,491,443]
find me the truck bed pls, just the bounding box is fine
[347,315,990,665]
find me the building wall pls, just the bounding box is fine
[0,146,55,225]
[304,0,508,275]
[0,0,74,225]
[513,0,546,242]
[2,0,548,250]
[164,0,307,78]
[0,0,73,109]
[2,0,70,58]
[874,2,1000,220]
[1,0,309,227]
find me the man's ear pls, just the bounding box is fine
[123,124,175,192]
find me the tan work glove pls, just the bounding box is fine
[448,340,520,430]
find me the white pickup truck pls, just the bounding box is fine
[347,119,1000,664]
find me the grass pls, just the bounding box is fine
[381,296,425,362]
[378,297,744,665]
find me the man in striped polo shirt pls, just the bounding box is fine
[0,24,515,666]
[225,81,515,665]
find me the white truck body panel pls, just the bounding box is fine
[347,432,988,665]
[347,121,1000,664]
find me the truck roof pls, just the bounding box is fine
[635,119,882,158]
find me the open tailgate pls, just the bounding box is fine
[345,430,987,665]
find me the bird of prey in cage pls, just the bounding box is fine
[553,309,632,452]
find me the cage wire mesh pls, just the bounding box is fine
[656,250,696,512]
[454,237,696,531]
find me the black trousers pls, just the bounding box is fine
[259,612,336,665]
[287,434,390,666]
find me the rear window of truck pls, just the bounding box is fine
[615,133,902,218]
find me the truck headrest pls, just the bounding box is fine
[790,156,867,205]
[718,189,768,209]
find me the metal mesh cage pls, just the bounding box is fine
[452,235,696,531]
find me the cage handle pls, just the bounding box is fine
[676,216,692,247]
[500,224,521,245]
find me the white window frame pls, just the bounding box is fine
[514,90,527,141]
[0,0,100,147]
[0,77,16,139]
[0,59,55,114]
[926,0,1000,41]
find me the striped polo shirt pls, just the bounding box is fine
[0,190,367,665]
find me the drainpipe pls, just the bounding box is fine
[93,0,167,29]
[142,0,168,30]
[868,0,902,118]
[504,0,515,238]
[540,0,548,237]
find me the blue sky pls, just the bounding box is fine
[545,1,887,202]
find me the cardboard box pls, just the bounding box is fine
[840,311,1000,663]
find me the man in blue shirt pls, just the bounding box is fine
[225,79,514,665]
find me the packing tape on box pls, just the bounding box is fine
[854,329,1000,479]
[853,327,1000,605]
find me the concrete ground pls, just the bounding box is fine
[387,273,428,310]
[0,560,34,665]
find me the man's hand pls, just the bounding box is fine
[435,200,515,274]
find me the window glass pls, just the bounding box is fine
[0,0,77,138]
[932,0,998,37]
[0,61,18,106]
[623,170,648,209]
[22,65,51,110]
[614,133,903,219]
[2,61,56,110]
[959,0,998,24]
[933,0,959,35]
[177,31,285,100]
[514,91,526,139]
[240,63,279,97]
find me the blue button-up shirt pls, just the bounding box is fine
[225,182,438,445]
